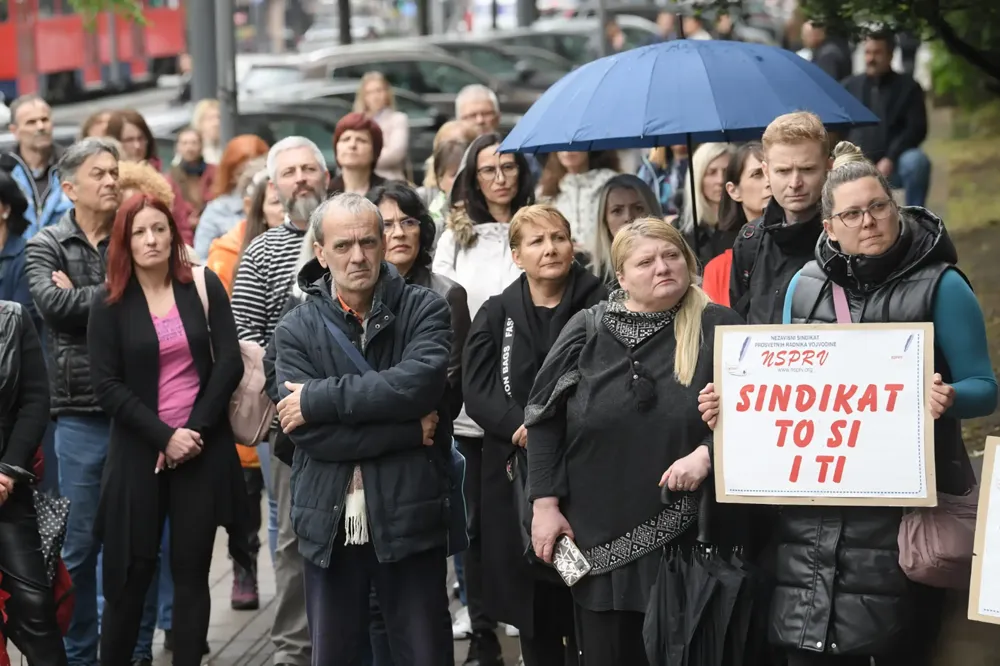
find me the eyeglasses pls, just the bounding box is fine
[831,198,895,228]
[386,217,421,232]
[476,163,519,181]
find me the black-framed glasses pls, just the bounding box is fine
[831,199,895,228]
[386,217,421,232]
[476,162,519,181]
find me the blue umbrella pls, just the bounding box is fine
[499,39,878,154]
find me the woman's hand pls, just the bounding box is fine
[165,428,203,466]
[512,425,528,448]
[531,498,574,564]
[0,473,14,505]
[660,444,711,492]
[698,383,719,430]
[929,373,955,419]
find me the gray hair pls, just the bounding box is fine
[820,141,893,219]
[8,94,48,125]
[308,192,384,245]
[266,136,328,181]
[58,137,120,184]
[455,84,499,119]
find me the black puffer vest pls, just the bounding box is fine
[771,207,974,657]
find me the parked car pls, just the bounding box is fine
[420,36,569,90]
[244,42,541,116]
[485,14,660,65]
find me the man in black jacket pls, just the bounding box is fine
[273,192,454,665]
[24,137,121,666]
[844,29,931,207]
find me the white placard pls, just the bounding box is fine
[713,324,936,507]
[970,437,1000,625]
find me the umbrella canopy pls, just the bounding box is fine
[500,39,879,154]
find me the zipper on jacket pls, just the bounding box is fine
[318,482,353,568]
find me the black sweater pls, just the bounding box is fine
[525,301,742,550]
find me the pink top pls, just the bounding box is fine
[152,305,201,429]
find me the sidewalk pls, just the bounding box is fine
[10,522,521,665]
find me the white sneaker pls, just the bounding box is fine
[451,605,472,639]
[503,623,520,637]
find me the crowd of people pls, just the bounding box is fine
[0,21,994,666]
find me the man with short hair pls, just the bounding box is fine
[844,30,931,207]
[1,94,73,238]
[273,192,453,665]
[455,85,500,136]
[25,137,121,666]
[231,136,329,666]
[729,111,830,325]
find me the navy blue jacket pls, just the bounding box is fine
[273,259,454,567]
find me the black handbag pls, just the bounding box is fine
[0,463,70,583]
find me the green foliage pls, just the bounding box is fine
[931,42,991,109]
[66,0,146,27]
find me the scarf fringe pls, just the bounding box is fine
[344,487,369,545]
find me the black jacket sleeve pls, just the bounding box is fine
[298,290,452,425]
[729,231,750,317]
[462,301,525,445]
[184,269,244,437]
[26,234,104,331]
[2,310,50,468]
[272,315,425,462]
[886,79,928,164]
[445,283,471,419]
[88,290,176,452]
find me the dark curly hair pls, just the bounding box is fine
[367,181,436,274]
[0,171,30,237]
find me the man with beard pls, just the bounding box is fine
[231,136,329,666]
[1,95,73,239]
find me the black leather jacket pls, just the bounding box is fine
[25,211,108,416]
[0,300,50,469]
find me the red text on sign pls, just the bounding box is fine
[735,383,905,414]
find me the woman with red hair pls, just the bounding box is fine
[193,134,269,260]
[86,194,252,666]
[328,111,387,196]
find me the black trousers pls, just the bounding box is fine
[574,605,647,666]
[456,436,496,633]
[0,488,68,666]
[99,474,217,666]
[369,582,454,666]
[303,537,451,666]
[519,583,579,666]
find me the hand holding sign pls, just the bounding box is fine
[929,373,955,419]
[698,383,719,430]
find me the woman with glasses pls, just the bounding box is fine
[433,132,535,664]
[701,141,997,666]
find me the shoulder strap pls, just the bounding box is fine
[735,220,765,290]
[192,265,209,320]
[319,313,373,374]
[831,283,853,324]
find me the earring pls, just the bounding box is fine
[1,212,7,220]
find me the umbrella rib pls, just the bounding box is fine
[573,57,627,150]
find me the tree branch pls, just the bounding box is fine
[927,13,1000,83]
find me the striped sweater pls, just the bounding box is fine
[231,220,307,346]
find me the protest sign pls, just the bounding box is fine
[970,436,1000,625]
[713,323,936,507]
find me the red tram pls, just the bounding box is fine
[0,0,186,103]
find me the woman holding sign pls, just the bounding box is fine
[524,217,742,665]
[701,141,997,665]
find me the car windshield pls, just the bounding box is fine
[243,66,305,93]
[445,45,519,80]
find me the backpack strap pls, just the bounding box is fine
[732,220,765,316]
[192,265,210,321]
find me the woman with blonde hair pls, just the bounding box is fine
[526,217,742,665]
[191,99,222,165]
[353,71,410,181]
[589,174,662,287]
[677,142,736,265]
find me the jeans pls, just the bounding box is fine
[270,446,311,666]
[257,440,278,562]
[453,553,467,606]
[889,147,932,207]
[133,519,174,661]
[55,415,110,666]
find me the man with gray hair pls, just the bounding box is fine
[455,84,500,135]
[24,137,121,666]
[231,135,329,666]
[272,192,453,665]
